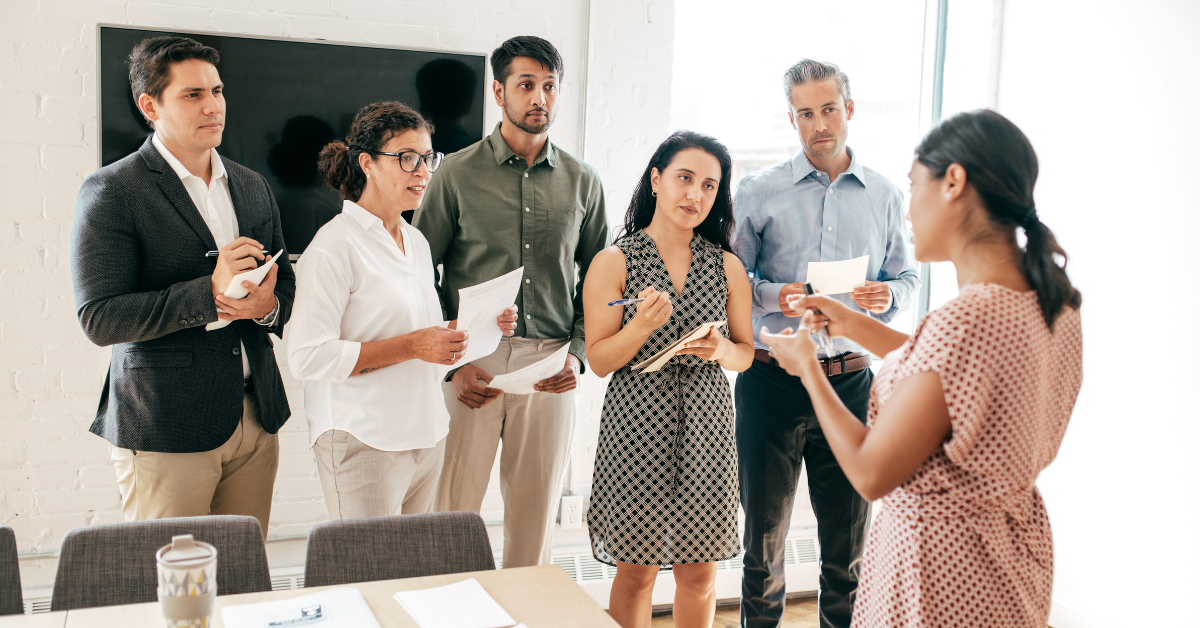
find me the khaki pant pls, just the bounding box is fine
[436,337,576,568]
[112,393,279,536]
[313,430,446,520]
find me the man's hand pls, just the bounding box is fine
[215,259,278,321]
[451,363,503,409]
[851,281,891,314]
[211,236,265,298]
[779,282,810,316]
[534,354,582,394]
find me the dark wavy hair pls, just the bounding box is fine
[127,36,219,126]
[915,109,1081,328]
[317,101,434,202]
[490,36,563,84]
[615,131,736,253]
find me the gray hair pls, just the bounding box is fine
[783,59,851,109]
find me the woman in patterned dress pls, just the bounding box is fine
[764,110,1083,628]
[582,131,755,628]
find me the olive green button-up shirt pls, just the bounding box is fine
[413,123,609,372]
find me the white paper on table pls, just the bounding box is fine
[393,578,516,628]
[630,320,725,373]
[454,267,524,364]
[206,249,284,331]
[220,586,381,628]
[805,255,870,295]
[486,344,571,394]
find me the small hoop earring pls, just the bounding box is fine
[651,189,657,197]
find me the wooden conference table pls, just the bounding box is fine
[0,565,618,628]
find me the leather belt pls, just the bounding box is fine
[753,348,871,377]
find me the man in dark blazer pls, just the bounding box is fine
[70,36,293,535]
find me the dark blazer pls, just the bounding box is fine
[70,137,295,453]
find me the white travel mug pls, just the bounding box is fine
[156,534,218,628]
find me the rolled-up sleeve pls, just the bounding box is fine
[287,249,361,383]
[733,180,785,318]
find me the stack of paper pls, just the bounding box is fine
[455,267,524,364]
[631,321,726,372]
[486,344,571,394]
[207,249,285,331]
[805,255,870,295]
[220,587,381,628]
[393,578,523,628]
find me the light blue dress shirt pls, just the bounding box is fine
[733,147,920,356]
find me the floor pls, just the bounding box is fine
[650,598,819,627]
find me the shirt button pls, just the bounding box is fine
[180,319,187,325]
[524,173,529,178]
[525,244,530,249]
[525,207,530,212]
[827,188,833,194]
[232,347,240,356]
[525,279,531,283]
[187,317,196,324]
[827,225,833,231]
[526,314,532,320]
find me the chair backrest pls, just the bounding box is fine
[50,515,271,611]
[303,511,495,588]
[0,526,23,616]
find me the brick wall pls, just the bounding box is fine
[0,0,675,588]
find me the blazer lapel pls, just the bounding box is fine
[224,157,258,238]
[139,138,218,251]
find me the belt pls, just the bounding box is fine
[753,348,871,377]
[243,377,256,395]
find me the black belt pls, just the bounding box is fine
[243,377,256,394]
[753,349,871,377]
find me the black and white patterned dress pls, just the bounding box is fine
[587,230,742,566]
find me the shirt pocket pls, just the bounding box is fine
[542,203,581,260]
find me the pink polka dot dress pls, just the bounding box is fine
[851,284,1083,628]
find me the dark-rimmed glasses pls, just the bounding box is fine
[370,150,444,173]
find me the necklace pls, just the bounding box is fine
[961,258,1019,289]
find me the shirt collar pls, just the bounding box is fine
[488,122,557,168]
[151,133,226,184]
[789,145,867,188]
[342,199,384,231]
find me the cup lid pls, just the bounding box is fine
[159,535,215,563]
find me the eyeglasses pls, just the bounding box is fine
[370,150,444,173]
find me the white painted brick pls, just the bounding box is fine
[78,464,116,489]
[0,68,83,97]
[43,247,71,271]
[17,43,64,70]
[0,93,40,119]
[0,294,47,319]
[23,397,99,420]
[268,500,328,526]
[406,3,480,28]
[0,18,83,45]
[39,488,119,515]
[0,345,43,370]
[210,10,293,36]
[1,469,36,492]
[0,443,26,470]
[126,3,214,31]
[439,28,495,53]
[40,96,93,123]
[364,22,441,48]
[0,118,84,145]
[273,478,322,500]
[592,1,648,24]
[25,439,107,468]
[14,370,61,398]
[3,491,35,515]
[594,41,645,65]
[647,1,674,25]
[18,220,65,244]
[287,16,367,41]
[4,514,90,551]
[43,196,77,221]
[61,370,104,397]
[2,320,80,345]
[0,373,16,401]
[482,11,552,37]
[35,466,78,491]
[45,296,76,319]
[332,0,407,23]
[41,0,127,25]
[41,145,97,172]
[0,245,43,269]
[2,418,77,442]
[2,197,44,222]
[45,346,110,370]
[34,171,85,198]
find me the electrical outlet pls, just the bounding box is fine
[560,495,583,529]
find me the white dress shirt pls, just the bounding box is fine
[152,134,251,377]
[288,200,450,452]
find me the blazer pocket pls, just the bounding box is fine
[123,348,194,369]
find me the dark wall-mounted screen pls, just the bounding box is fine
[99,26,487,257]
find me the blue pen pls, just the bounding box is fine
[607,298,646,306]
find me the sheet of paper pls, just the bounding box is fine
[220,587,381,628]
[393,578,516,628]
[455,267,524,364]
[805,255,870,295]
[486,344,571,394]
[631,320,726,373]
[206,249,284,331]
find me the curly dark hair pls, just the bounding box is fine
[317,101,434,202]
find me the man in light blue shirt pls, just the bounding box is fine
[733,60,919,628]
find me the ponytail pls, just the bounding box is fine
[915,109,1081,329]
[317,141,366,202]
[316,101,435,203]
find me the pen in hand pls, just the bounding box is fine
[800,283,839,358]
[607,298,646,306]
[206,249,267,258]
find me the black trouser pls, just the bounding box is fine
[736,359,873,628]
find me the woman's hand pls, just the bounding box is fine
[786,294,857,339]
[759,326,823,384]
[629,287,672,334]
[676,328,730,362]
[497,305,518,337]
[406,326,469,365]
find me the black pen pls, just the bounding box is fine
[206,249,267,258]
[802,283,838,358]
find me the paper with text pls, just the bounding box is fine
[207,249,284,331]
[455,267,523,365]
[631,321,726,373]
[393,578,516,628]
[220,587,381,628]
[805,255,870,295]
[486,344,571,394]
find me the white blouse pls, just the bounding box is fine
[288,201,449,452]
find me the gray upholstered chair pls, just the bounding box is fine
[303,512,496,587]
[50,515,271,611]
[0,525,23,616]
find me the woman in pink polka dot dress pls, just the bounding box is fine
[763,110,1083,628]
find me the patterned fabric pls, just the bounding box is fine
[851,284,1083,628]
[587,231,741,566]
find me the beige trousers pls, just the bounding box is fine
[312,430,446,520]
[112,393,279,536]
[436,337,576,568]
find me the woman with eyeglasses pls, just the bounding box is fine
[288,101,517,519]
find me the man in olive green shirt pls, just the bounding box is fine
[413,36,608,568]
